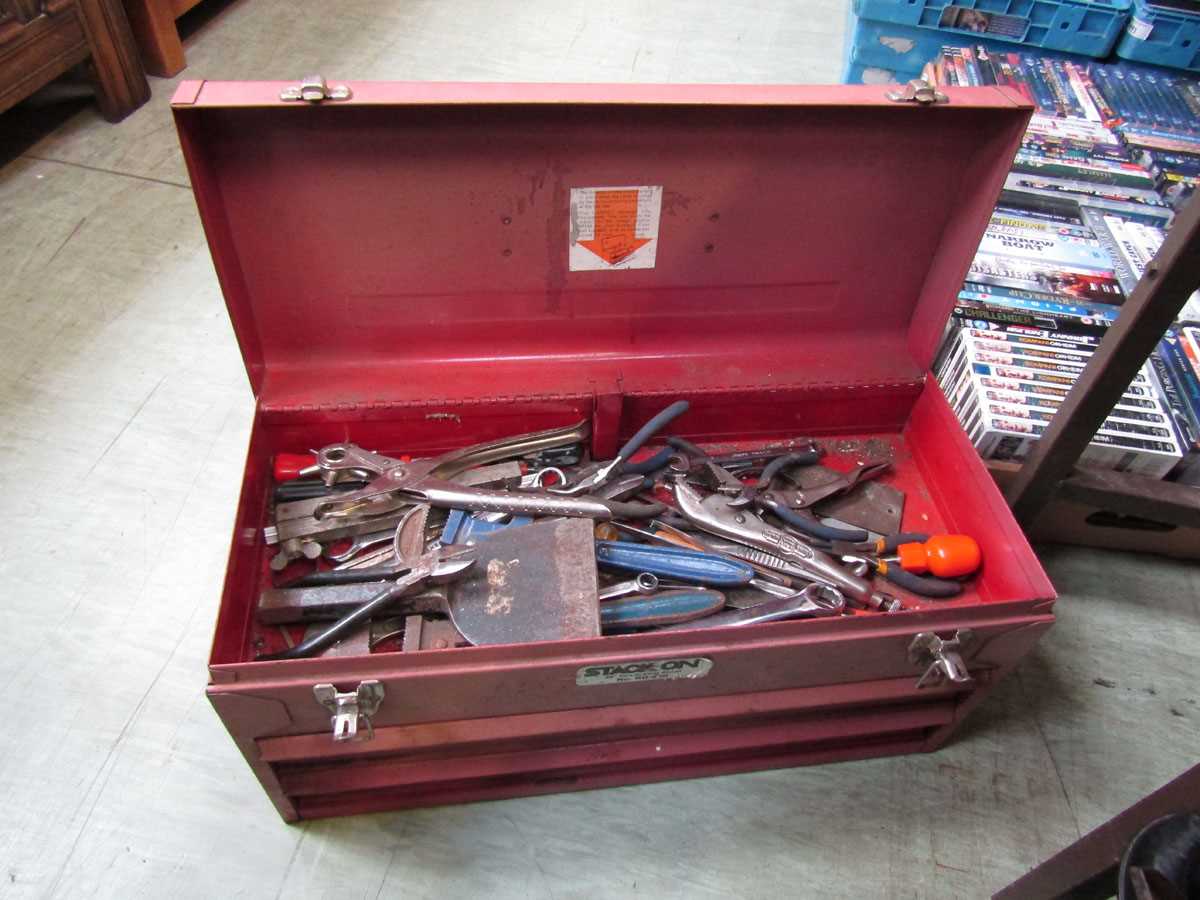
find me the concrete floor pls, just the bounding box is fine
[1,1,1197,897]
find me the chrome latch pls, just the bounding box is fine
[313,680,384,742]
[886,79,948,106]
[908,629,974,689]
[280,75,353,103]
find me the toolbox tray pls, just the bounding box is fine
[173,80,1056,822]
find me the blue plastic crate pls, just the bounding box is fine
[843,57,924,84]
[855,0,1131,58]
[1115,0,1200,72]
[847,16,1027,73]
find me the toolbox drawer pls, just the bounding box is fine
[223,600,1050,820]
[257,687,966,820]
[175,80,1054,821]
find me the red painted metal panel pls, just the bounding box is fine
[257,677,964,765]
[211,599,1048,739]
[290,735,930,820]
[274,703,953,797]
[907,380,1057,604]
[171,85,1030,411]
[171,80,1029,109]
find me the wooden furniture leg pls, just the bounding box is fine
[77,0,149,121]
[120,0,181,77]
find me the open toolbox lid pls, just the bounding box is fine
[172,80,1031,413]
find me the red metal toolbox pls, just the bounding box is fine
[172,78,1056,823]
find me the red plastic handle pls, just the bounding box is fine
[273,452,317,482]
[895,534,981,578]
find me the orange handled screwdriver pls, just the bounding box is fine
[841,533,981,599]
[890,534,981,579]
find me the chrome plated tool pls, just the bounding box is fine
[542,401,689,496]
[258,546,476,660]
[658,583,845,630]
[671,478,902,612]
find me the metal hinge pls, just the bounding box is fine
[908,629,974,689]
[886,79,948,106]
[313,680,384,742]
[280,75,353,103]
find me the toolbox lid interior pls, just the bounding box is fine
[172,82,1030,410]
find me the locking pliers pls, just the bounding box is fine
[671,477,902,612]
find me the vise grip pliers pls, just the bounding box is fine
[671,477,902,613]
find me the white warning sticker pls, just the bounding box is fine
[569,185,662,271]
[1128,17,1153,40]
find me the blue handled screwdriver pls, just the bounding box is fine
[595,540,755,586]
[600,589,726,633]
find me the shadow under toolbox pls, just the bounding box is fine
[172,79,1056,823]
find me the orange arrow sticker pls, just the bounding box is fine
[569,185,662,271]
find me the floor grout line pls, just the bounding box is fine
[20,154,190,189]
[1017,668,1083,840]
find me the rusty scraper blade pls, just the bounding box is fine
[449,517,600,645]
[790,464,905,536]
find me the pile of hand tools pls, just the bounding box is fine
[256,402,981,660]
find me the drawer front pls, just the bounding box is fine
[246,677,962,820]
[0,2,88,114]
[210,607,1052,741]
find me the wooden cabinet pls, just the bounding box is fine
[0,0,149,121]
[121,0,201,77]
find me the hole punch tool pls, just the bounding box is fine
[269,419,667,547]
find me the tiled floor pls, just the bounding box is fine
[1,2,1197,897]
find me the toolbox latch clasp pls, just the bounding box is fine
[908,629,974,689]
[313,680,384,742]
[280,75,353,103]
[885,80,948,106]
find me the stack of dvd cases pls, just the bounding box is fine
[1092,65,1200,211]
[936,319,1184,477]
[922,48,1199,220]
[1089,212,1200,482]
[922,44,1200,483]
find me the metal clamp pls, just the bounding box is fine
[885,79,948,106]
[280,75,353,103]
[908,629,974,689]
[313,680,384,742]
